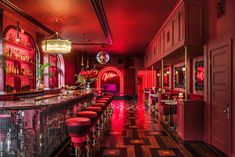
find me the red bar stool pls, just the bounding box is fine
[77,111,97,126]
[99,97,113,115]
[85,107,103,151]
[90,103,108,136]
[96,99,109,104]
[91,103,107,122]
[86,107,102,118]
[66,117,91,157]
[91,103,106,111]
[98,97,111,103]
[77,111,98,153]
[86,106,103,129]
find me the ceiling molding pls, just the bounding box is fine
[91,0,113,45]
[72,42,109,46]
[0,0,55,35]
[0,0,112,46]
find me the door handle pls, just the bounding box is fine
[224,105,230,119]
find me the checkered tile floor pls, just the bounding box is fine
[60,99,226,157]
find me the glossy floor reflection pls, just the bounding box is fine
[61,99,226,157]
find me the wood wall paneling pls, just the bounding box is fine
[144,1,205,67]
[186,3,203,44]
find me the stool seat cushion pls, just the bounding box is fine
[104,95,113,98]
[86,107,103,118]
[86,106,102,112]
[96,100,108,103]
[91,104,106,110]
[99,97,111,100]
[92,103,105,107]
[99,98,111,103]
[77,111,97,118]
[66,117,91,127]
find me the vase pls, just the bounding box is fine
[86,82,91,91]
[37,80,44,90]
[38,82,45,90]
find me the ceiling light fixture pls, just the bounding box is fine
[96,46,110,65]
[42,32,72,54]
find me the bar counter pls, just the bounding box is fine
[0,90,94,157]
[0,89,61,101]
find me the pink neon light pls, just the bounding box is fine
[102,72,118,81]
[196,66,204,82]
[97,67,124,94]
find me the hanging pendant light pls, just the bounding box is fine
[42,32,72,54]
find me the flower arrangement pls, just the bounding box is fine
[76,69,99,88]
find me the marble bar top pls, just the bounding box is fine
[0,90,94,110]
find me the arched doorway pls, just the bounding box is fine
[43,54,65,89]
[97,67,124,95]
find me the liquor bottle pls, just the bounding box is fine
[6,64,8,73]
[29,55,32,62]
[16,65,19,75]
[9,64,12,74]
[8,48,12,58]
[13,66,16,75]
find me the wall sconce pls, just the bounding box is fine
[166,71,170,75]
[182,67,186,71]
[157,73,160,77]
[178,92,184,99]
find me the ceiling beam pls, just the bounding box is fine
[91,0,113,45]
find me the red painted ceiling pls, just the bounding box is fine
[7,0,178,56]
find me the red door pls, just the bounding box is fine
[210,43,231,156]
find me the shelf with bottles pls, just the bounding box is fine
[4,43,35,64]
[4,28,36,92]
[5,60,34,78]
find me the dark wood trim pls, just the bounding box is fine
[0,9,4,38]
[0,0,55,35]
[72,42,109,46]
[91,0,113,44]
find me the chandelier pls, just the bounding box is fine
[42,32,72,54]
